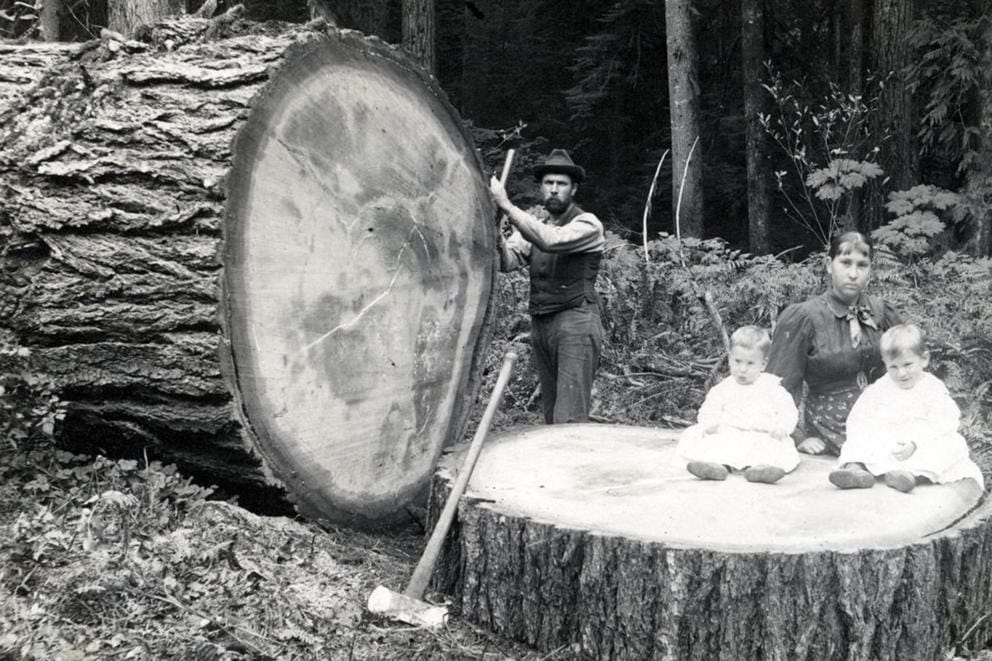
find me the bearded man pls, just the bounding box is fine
[489,149,605,424]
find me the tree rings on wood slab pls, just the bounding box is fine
[222,32,496,527]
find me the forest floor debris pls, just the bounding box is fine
[0,443,567,660]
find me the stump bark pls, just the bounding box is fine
[430,424,992,661]
[0,18,496,526]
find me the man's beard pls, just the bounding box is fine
[544,197,568,214]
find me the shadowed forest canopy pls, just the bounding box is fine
[2,0,990,257]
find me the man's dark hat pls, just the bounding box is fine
[532,149,585,183]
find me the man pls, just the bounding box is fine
[489,149,605,424]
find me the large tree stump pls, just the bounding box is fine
[0,18,496,526]
[430,424,992,660]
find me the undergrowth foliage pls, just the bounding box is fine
[481,233,822,428]
[482,232,992,480]
[872,184,962,262]
[0,332,66,451]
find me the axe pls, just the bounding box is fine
[366,351,518,627]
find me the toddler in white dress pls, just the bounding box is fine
[829,323,985,492]
[678,326,800,484]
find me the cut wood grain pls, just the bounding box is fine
[429,424,992,660]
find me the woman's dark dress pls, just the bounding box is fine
[766,291,902,453]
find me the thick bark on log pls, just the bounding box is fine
[429,424,992,660]
[0,42,75,114]
[0,17,496,526]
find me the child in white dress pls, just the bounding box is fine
[829,324,985,492]
[678,326,800,484]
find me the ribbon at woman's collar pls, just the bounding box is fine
[846,304,878,348]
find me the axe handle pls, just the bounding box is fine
[404,351,518,600]
[496,149,515,228]
[498,148,515,186]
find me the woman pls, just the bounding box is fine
[766,231,902,456]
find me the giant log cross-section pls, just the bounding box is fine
[430,425,992,661]
[0,17,497,526]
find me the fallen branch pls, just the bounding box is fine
[641,149,670,264]
[524,384,540,410]
[671,135,731,356]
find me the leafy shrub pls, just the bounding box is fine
[872,185,961,260]
[907,7,990,173]
[760,69,890,245]
[0,331,66,451]
[806,159,884,202]
[479,231,822,428]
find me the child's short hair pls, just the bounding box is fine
[730,325,772,357]
[880,323,927,359]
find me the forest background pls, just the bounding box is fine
[2,0,992,659]
[3,0,991,258]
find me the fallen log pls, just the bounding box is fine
[429,424,992,660]
[0,41,76,114]
[0,18,496,526]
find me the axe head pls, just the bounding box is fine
[366,585,448,629]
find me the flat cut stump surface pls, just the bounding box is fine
[461,424,982,552]
[432,423,992,661]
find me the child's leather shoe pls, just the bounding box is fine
[884,470,917,493]
[687,461,729,481]
[828,467,875,489]
[744,464,786,484]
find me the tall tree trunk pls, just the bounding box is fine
[39,0,61,41]
[866,0,919,230]
[665,0,704,238]
[402,0,436,75]
[831,1,842,82]
[108,0,184,36]
[742,0,771,254]
[848,0,865,95]
[436,0,464,107]
[841,0,866,230]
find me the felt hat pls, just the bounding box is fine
[532,149,585,183]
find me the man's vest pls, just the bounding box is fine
[528,204,602,316]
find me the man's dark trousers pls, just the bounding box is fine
[530,302,603,424]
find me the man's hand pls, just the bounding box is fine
[797,437,827,455]
[892,440,917,461]
[489,176,512,213]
